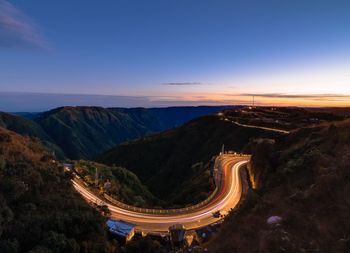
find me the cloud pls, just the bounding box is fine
[234,93,350,100]
[0,0,47,49]
[161,82,203,86]
[0,92,153,112]
[0,92,244,112]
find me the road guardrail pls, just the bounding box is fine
[101,154,250,215]
[71,154,249,215]
[104,187,218,215]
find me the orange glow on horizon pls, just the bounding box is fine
[149,93,350,107]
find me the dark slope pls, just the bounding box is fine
[110,106,238,131]
[306,107,350,117]
[147,106,238,129]
[0,112,50,140]
[207,119,350,253]
[223,106,343,131]
[35,106,156,159]
[109,107,164,132]
[74,160,160,207]
[0,127,113,252]
[0,112,66,159]
[97,114,280,205]
[13,112,41,120]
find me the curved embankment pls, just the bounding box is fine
[72,154,250,234]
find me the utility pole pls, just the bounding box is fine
[95,167,98,187]
[252,96,255,107]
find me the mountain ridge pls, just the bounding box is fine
[1,105,237,160]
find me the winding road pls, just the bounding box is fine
[223,118,290,134]
[72,154,250,234]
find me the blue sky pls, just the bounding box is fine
[1,0,350,110]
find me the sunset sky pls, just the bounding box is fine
[1,0,350,111]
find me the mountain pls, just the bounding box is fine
[0,112,49,140]
[222,106,343,131]
[97,107,344,206]
[1,106,234,160]
[0,127,115,252]
[13,112,41,120]
[147,106,237,129]
[32,105,236,160]
[97,113,282,206]
[207,118,350,253]
[34,106,157,159]
[0,112,66,159]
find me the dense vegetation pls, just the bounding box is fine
[207,119,350,252]
[35,106,157,159]
[0,112,65,159]
[306,107,350,117]
[1,106,234,160]
[74,160,159,207]
[2,106,349,252]
[0,127,117,253]
[98,115,280,206]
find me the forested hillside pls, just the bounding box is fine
[0,127,116,253]
[98,114,280,206]
[0,112,66,159]
[208,119,350,252]
[35,106,155,159]
[1,106,234,160]
[74,160,160,208]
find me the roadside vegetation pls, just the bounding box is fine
[73,160,160,208]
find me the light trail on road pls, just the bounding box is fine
[72,154,250,233]
[224,118,290,134]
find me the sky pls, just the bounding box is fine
[1,0,350,111]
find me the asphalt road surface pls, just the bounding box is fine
[72,154,249,234]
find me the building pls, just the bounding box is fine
[62,163,73,171]
[169,224,186,247]
[195,223,220,243]
[106,219,135,242]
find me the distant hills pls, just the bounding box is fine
[0,105,236,159]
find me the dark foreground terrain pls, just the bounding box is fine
[0,127,117,252]
[207,118,350,252]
